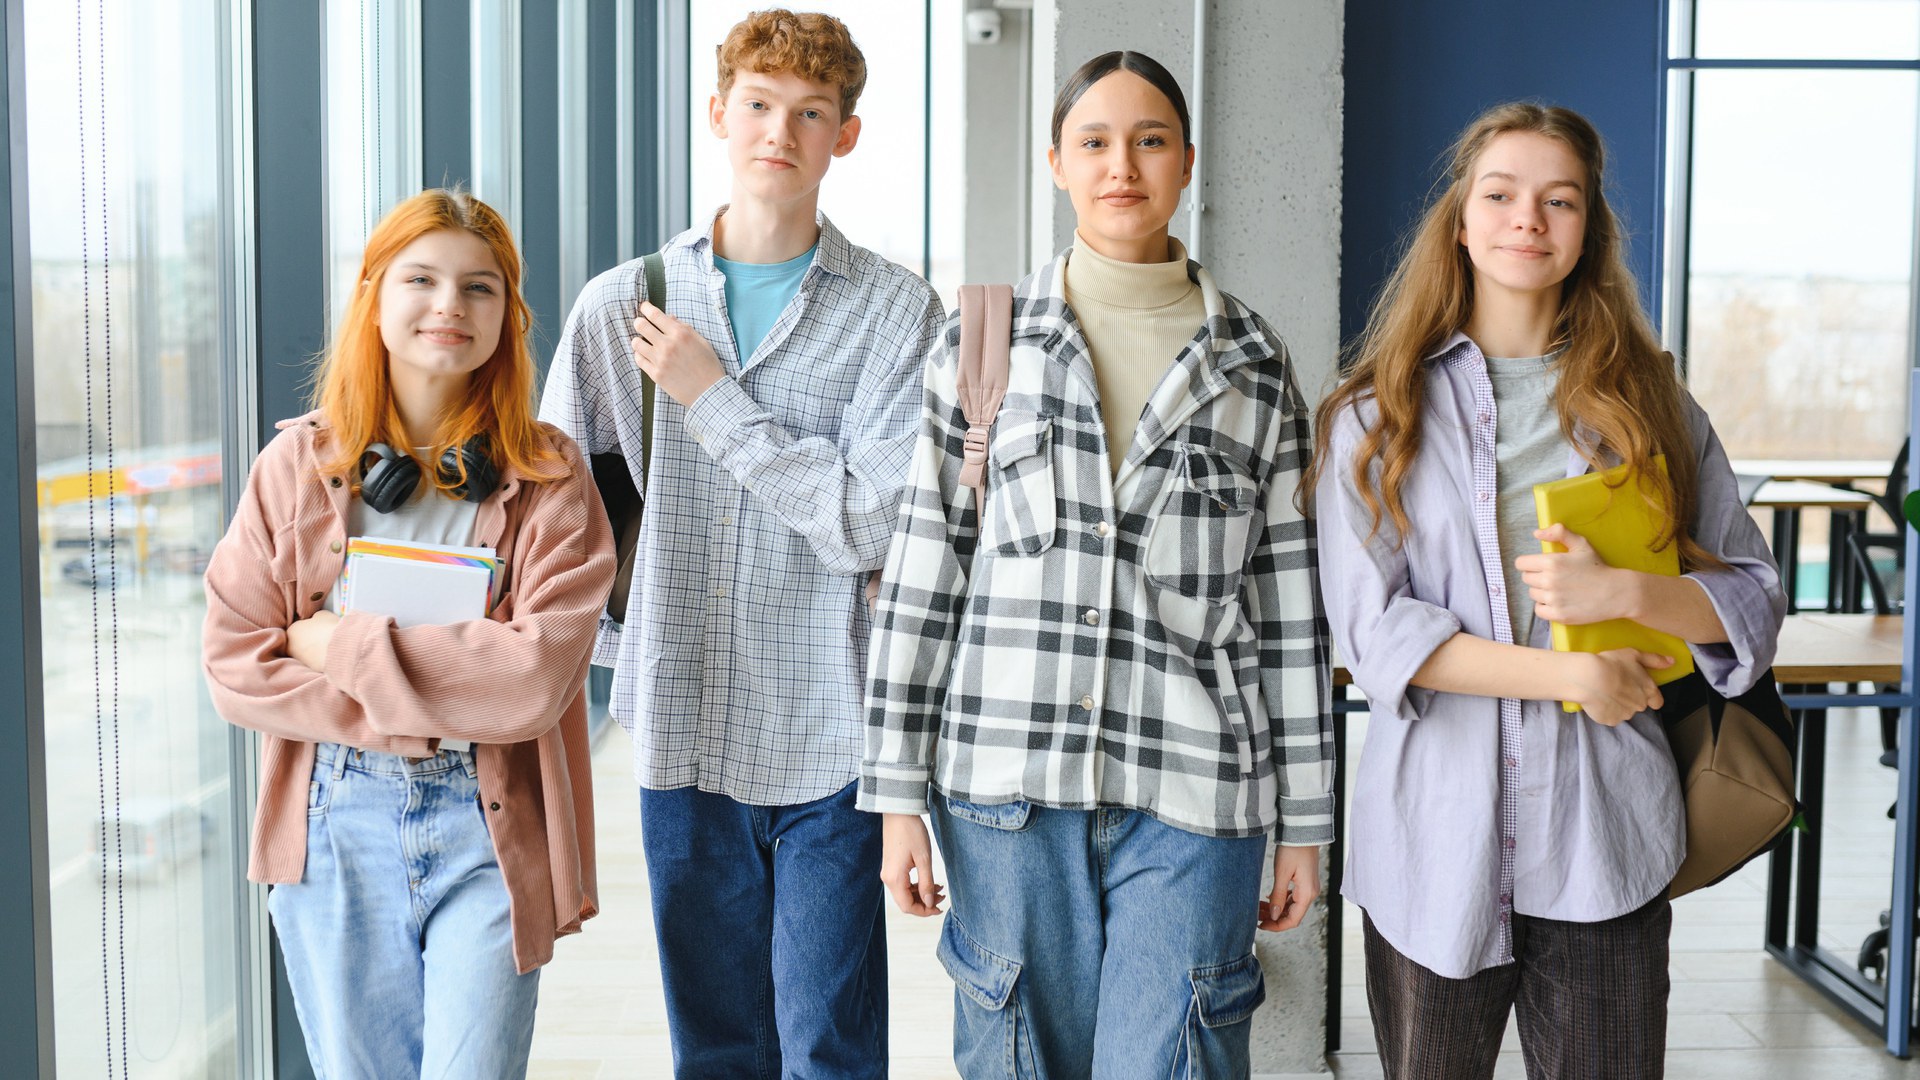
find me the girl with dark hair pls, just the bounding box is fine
[201,190,615,1076]
[1310,104,1784,1078]
[861,50,1333,1076]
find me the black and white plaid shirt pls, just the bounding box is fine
[540,212,942,805]
[859,251,1335,842]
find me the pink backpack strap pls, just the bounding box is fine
[954,283,1014,494]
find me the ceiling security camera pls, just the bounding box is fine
[964,9,1002,45]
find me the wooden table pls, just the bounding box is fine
[1749,481,1877,613]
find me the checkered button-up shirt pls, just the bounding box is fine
[859,250,1335,842]
[539,211,943,805]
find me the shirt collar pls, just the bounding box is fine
[1015,244,1271,373]
[674,206,855,282]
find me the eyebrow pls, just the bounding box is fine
[1074,118,1175,133]
[396,262,503,281]
[737,85,836,106]
[1478,170,1584,192]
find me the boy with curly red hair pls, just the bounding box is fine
[540,9,939,1077]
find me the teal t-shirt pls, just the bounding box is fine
[713,246,815,368]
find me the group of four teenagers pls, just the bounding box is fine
[201,7,1784,1079]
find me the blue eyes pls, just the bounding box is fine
[745,101,824,121]
[1483,193,1578,209]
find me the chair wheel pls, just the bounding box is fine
[1860,927,1891,981]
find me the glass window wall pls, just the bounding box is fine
[24,0,242,1072]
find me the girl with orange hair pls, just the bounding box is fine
[1310,105,1784,1078]
[202,189,615,1076]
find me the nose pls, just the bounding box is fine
[1111,143,1139,181]
[434,283,466,317]
[1512,201,1545,232]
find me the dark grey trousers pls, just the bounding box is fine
[1363,896,1671,1080]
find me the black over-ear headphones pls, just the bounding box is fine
[358,436,501,513]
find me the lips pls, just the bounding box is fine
[758,157,796,170]
[1100,189,1148,206]
[419,328,472,344]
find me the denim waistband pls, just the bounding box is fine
[319,742,477,779]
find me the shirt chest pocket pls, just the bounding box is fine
[1145,445,1260,602]
[982,411,1057,558]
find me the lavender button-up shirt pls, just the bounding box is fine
[1316,334,1786,979]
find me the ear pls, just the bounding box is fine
[708,92,728,138]
[1181,143,1195,189]
[1047,145,1067,191]
[832,114,862,158]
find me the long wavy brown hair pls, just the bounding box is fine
[310,189,567,491]
[1307,102,1718,570]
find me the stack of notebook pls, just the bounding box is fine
[339,537,501,627]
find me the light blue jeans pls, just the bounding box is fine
[269,743,540,1079]
[929,796,1269,1080]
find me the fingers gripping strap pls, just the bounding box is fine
[639,251,666,491]
[955,284,1013,493]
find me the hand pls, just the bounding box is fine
[286,609,341,673]
[1567,648,1673,726]
[630,301,726,407]
[1515,525,1629,626]
[1260,844,1321,932]
[880,813,945,917]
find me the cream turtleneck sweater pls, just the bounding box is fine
[1062,231,1206,474]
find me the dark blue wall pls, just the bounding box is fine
[1340,2,1667,346]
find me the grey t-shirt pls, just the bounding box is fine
[1484,351,1567,645]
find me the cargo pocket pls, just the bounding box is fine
[1178,952,1266,1078]
[937,914,1038,1077]
[1145,446,1259,602]
[982,412,1057,558]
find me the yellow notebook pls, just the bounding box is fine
[1531,456,1695,713]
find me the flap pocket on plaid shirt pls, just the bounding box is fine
[1145,445,1260,602]
[983,411,1057,558]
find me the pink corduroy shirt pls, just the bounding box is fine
[202,411,615,974]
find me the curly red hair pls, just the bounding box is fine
[716,8,867,118]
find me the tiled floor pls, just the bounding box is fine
[532,705,1920,1078]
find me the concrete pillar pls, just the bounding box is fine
[960,1,1346,1074]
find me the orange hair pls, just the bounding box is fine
[1306,103,1723,572]
[716,8,867,119]
[310,188,567,493]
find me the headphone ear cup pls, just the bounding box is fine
[359,443,419,514]
[443,437,500,503]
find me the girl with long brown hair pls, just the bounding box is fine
[1311,104,1784,1078]
[202,189,614,1076]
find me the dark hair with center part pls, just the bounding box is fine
[1050,50,1190,150]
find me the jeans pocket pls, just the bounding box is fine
[944,796,1034,832]
[937,914,1038,1078]
[306,751,338,817]
[1189,951,1266,1028]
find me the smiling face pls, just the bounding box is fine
[1047,70,1194,263]
[709,69,860,211]
[375,228,506,393]
[1457,130,1589,304]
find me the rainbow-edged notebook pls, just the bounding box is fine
[1532,456,1695,713]
[339,537,501,627]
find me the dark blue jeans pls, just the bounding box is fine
[640,780,887,1079]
